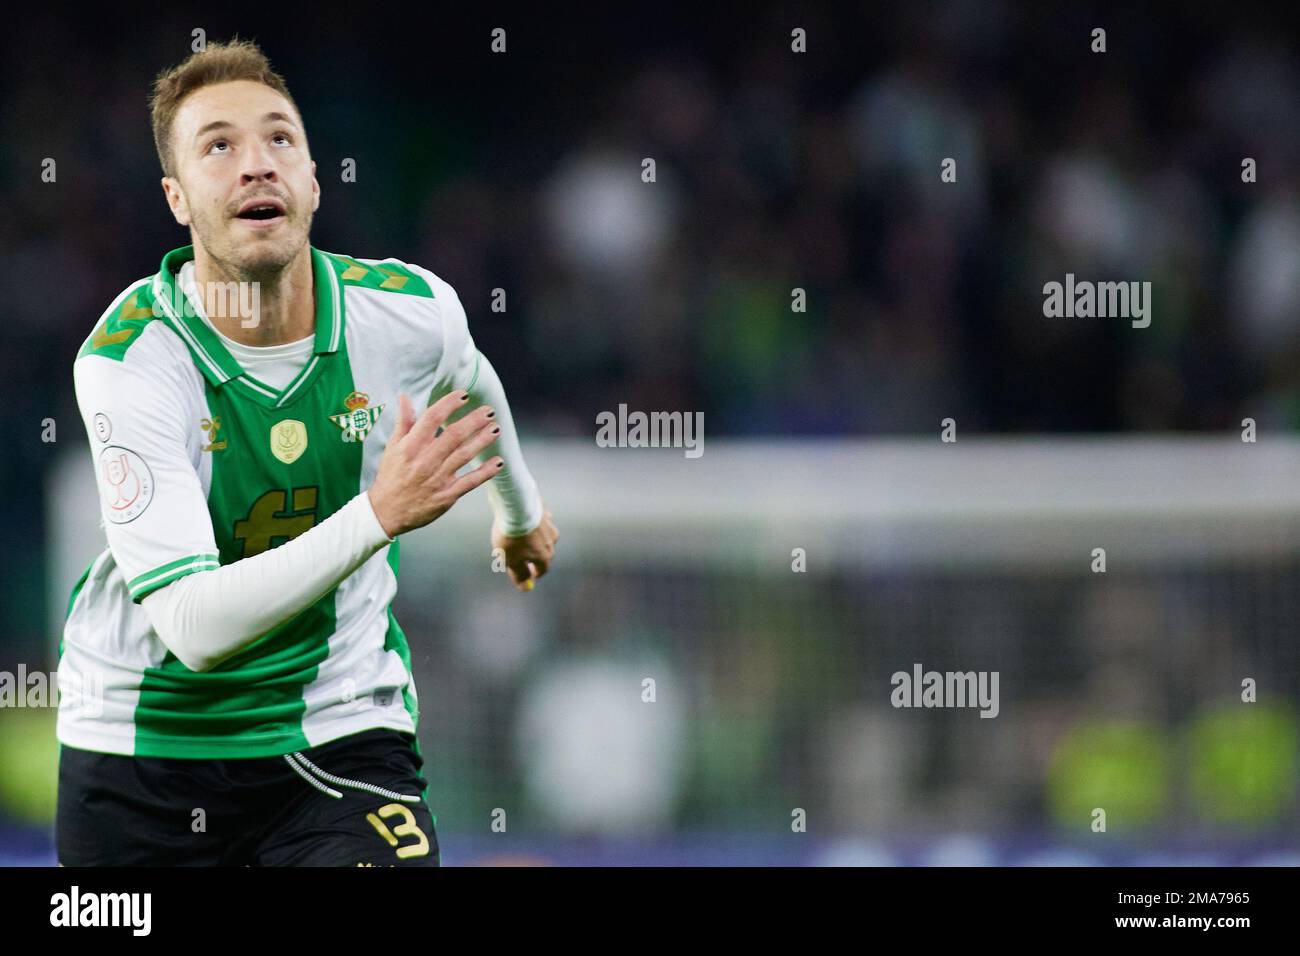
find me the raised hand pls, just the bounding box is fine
[367,390,503,538]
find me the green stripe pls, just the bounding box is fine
[66,557,98,620]
[153,271,238,385]
[128,552,219,588]
[324,253,434,300]
[78,280,158,362]
[276,355,320,407]
[384,542,429,821]
[465,350,482,391]
[153,247,244,383]
[311,247,344,352]
[131,342,360,757]
[61,553,104,659]
[151,245,345,394]
[233,375,279,399]
[383,538,420,729]
[128,553,220,601]
[223,375,280,406]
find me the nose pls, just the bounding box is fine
[239,142,279,186]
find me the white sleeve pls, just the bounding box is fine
[77,348,393,673]
[427,280,545,536]
[457,351,545,535]
[75,353,220,602]
[141,492,393,673]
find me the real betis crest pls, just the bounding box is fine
[330,390,385,443]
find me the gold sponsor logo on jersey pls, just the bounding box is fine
[271,419,308,464]
[200,416,227,452]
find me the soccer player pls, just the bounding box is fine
[55,39,558,866]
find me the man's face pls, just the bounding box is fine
[162,80,319,276]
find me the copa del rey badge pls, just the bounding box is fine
[330,390,385,443]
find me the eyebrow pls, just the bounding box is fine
[194,111,299,141]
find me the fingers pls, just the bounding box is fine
[368,392,507,538]
[508,555,551,591]
[411,405,497,476]
[439,419,502,477]
[506,558,538,590]
[444,456,504,502]
[434,403,496,453]
[527,518,559,558]
[504,538,554,591]
[492,506,558,592]
[409,389,472,444]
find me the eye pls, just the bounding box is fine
[272,131,293,146]
[207,139,230,155]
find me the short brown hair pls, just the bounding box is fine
[149,38,303,178]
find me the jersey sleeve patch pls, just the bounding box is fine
[79,284,161,361]
[97,446,155,523]
[75,341,221,600]
[324,254,435,299]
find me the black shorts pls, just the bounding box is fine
[56,728,440,866]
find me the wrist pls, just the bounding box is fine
[365,488,399,541]
[494,505,545,539]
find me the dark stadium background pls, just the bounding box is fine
[3,3,1299,864]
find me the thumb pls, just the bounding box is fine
[507,558,537,589]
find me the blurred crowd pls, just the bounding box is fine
[4,7,1300,733]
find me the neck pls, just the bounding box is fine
[191,243,315,347]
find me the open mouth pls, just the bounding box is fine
[238,205,283,221]
[234,197,288,224]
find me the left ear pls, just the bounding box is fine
[311,160,320,212]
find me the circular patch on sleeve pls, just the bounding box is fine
[97,446,155,524]
[92,413,112,443]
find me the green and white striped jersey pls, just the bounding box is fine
[59,244,479,759]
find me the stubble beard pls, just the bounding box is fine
[194,203,312,286]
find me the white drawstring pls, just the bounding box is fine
[283,753,344,799]
[283,751,421,804]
